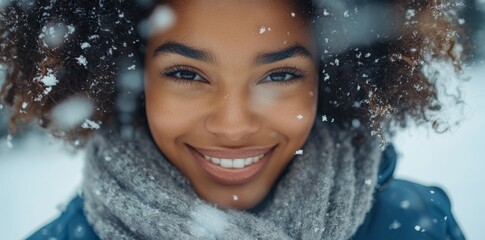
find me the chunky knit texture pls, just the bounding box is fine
[82,121,382,240]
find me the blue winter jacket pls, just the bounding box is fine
[27,145,466,239]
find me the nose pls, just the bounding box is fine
[205,92,261,142]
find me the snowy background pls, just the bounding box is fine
[0,62,483,240]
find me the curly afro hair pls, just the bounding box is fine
[0,0,469,144]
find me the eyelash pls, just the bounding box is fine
[161,65,207,85]
[263,66,305,86]
[161,65,305,86]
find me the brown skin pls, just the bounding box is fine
[144,0,318,209]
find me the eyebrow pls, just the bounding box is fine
[254,45,314,65]
[153,41,313,64]
[153,41,216,63]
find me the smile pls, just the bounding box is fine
[202,153,265,169]
[187,144,276,185]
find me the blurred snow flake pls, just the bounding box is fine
[296,114,303,120]
[51,96,94,130]
[6,134,13,148]
[295,149,303,155]
[73,225,86,238]
[189,204,227,238]
[291,12,296,17]
[343,10,350,18]
[149,5,176,35]
[39,22,75,49]
[232,195,238,201]
[400,200,410,209]
[388,220,401,230]
[81,119,102,130]
[352,119,361,128]
[405,9,416,20]
[118,70,144,93]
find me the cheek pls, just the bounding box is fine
[251,84,318,140]
[144,84,201,147]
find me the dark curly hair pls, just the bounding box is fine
[0,0,468,144]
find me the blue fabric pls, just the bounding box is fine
[26,196,99,240]
[26,145,465,240]
[352,145,466,240]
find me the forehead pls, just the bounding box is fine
[148,0,317,61]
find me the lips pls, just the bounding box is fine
[187,144,276,185]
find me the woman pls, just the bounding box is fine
[1,0,467,239]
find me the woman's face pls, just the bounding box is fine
[145,0,318,209]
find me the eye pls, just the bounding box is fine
[162,66,205,82]
[171,70,203,81]
[265,72,296,81]
[262,67,305,85]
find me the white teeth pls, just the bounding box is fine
[233,159,245,169]
[203,153,266,169]
[211,157,221,164]
[220,159,232,168]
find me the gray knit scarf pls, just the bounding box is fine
[82,121,382,240]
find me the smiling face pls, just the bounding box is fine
[144,0,318,209]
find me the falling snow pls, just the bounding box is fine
[389,220,401,230]
[35,70,59,97]
[6,134,13,148]
[149,5,176,36]
[81,119,101,130]
[400,200,410,209]
[51,97,94,130]
[189,205,227,238]
[259,26,271,34]
[38,71,58,87]
[406,9,416,20]
[343,10,350,18]
[76,55,87,66]
[80,42,91,49]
